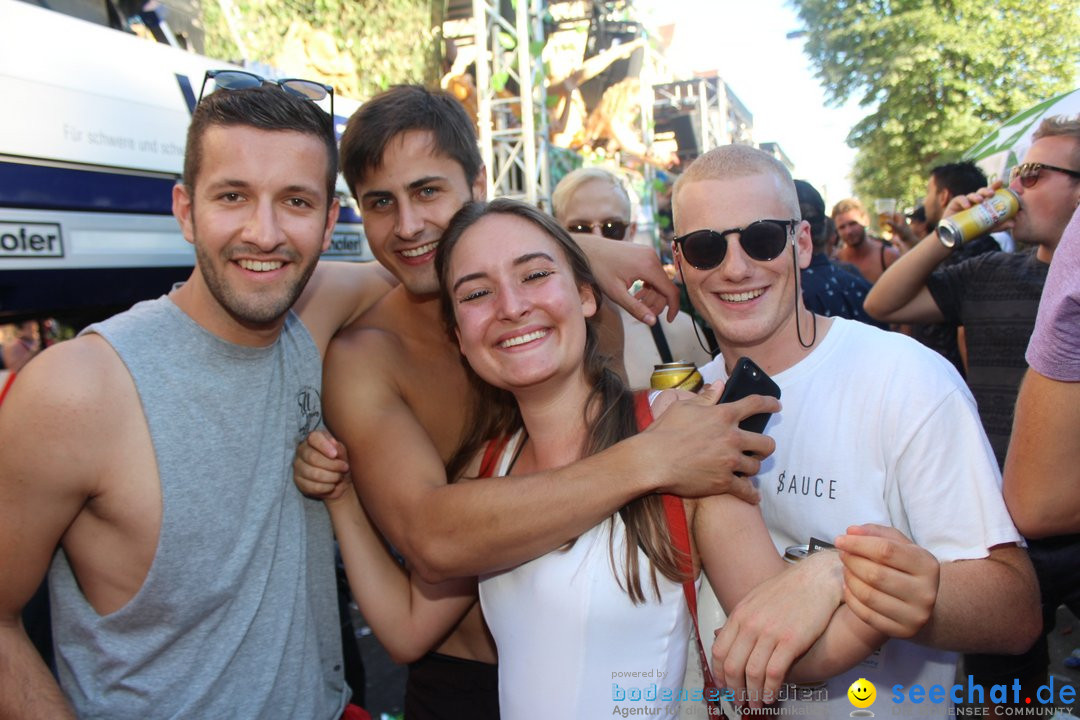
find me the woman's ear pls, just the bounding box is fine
[580,284,598,319]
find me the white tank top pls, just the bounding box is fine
[479,430,693,719]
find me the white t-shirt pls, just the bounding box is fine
[701,318,1022,718]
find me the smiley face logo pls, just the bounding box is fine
[848,678,876,709]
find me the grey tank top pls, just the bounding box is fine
[49,296,347,720]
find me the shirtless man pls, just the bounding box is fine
[0,84,401,718]
[833,197,900,283]
[296,85,777,719]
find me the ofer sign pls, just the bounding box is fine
[0,224,63,258]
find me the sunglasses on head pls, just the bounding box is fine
[566,220,630,240]
[674,219,796,270]
[1010,162,1080,189]
[198,69,335,119]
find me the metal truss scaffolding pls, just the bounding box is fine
[653,76,754,165]
[472,0,550,205]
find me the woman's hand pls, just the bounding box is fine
[293,429,351,501]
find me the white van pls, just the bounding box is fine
[0,0,368,324]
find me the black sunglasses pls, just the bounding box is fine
[674,219,796,270]
[1010,162,1080,189]
[198,69,335,119]
[566,220,630,240]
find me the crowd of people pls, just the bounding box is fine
[0,69,1077,720]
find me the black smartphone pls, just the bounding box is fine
[717,356,781,434]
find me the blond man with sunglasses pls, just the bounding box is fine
[865,115,1080,710]
[552,167,712,387]
[672,143,1038,718]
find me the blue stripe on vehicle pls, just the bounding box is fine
[0,160,364,223]
[0,161,177,214]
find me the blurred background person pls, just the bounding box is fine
[901,161,1003,376]
[1004,202,1080,538]
[907,205,931,240]
[1003,203,1080,673]
[832,197,900,283]
[795,180,884,328]
[552,167,712,387]
[0,321,42,375]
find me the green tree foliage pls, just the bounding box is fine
[201,0,439,101]
[790,0,1080,204]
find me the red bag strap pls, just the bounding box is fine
[633,391,727,715]
[477,435,511,478]
[0,372,17,407]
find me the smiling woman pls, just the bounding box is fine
[432,199,700,718]
[444,212,597,396]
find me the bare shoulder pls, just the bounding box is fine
[301,260,396,304]
[326,320,408,383]
[0,335,146,615]
[4,335,132,417]
[0,334,136,494]
[294,261,398,354]
[322,321,415,431]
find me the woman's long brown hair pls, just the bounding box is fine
[436,198,688,603]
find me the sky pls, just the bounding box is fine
[638,0,868,206]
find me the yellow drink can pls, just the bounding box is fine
[937,188,1019,249]
[649,362,704,392]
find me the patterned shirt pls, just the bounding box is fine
[926,249,1049,468]
[910,234,1000,377]
[800,253,886,329]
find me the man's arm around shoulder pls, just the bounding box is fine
[0,337,127,718]
[324,346,777,582]
[321,327,656,582]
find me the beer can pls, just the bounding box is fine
[649,361,703,392]
[937,188,1019,249]
[783,544,810,564]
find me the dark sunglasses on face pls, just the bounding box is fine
[198,69,335,119]
[566,220,630,240]
[674,219,796,270]
[1010,162,1080,189]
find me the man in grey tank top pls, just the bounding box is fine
[0,83,398,719]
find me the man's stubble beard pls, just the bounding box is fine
[192,226,321,327]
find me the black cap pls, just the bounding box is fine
[794,179,825,217]
[794,179,826,248]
